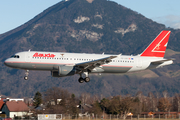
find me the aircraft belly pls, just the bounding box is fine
[25,63,54,70]
[9,62,54,71]
[102,66,132,73]
[4,62,23,69]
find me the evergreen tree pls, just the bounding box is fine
[33,91,42,108]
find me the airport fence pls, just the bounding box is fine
[60,114,180,120]
[10,113,180,120]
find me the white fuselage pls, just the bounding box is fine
[4,51,173,74]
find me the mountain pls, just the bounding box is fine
[1,0,180,97]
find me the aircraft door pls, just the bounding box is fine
[136,58,142,68]
[25,52,31,62]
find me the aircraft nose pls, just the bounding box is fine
[4,59,8,66]
[4,58,11,67]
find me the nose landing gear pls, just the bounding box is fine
[78,72,90,83]
[24,70,29,80]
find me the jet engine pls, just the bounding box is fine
[51,66,76,77]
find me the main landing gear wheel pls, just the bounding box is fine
[84,77,90,82]
[78,77,84,83]
[78,72,90,83]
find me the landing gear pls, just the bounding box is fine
[24,70,29,80]
[78,77,84,83]
[24,76,28,80]
[84,77,90,82]
[78,72,90,83]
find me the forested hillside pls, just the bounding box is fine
[0,0,180,97]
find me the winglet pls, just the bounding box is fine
[140,30,171,58]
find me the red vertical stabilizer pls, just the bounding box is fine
[140,30,171,57]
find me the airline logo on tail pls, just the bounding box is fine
[141,30,171,58]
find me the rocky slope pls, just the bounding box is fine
[0,0,180,97]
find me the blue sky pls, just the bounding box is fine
[0,0,180,34]
[116,0,180,29]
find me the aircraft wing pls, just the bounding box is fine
[75,56,117,71]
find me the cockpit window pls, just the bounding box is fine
[11,55,20,58]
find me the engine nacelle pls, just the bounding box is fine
[51,66,76,77]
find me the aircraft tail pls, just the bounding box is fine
[140,30,171,58]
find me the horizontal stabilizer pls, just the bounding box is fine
[151,58,175,65]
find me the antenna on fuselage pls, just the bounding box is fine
[28,49,31,52]
[118,54,122,57]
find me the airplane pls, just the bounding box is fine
[4,30,173,83]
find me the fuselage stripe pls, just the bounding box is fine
[5,61,133,68]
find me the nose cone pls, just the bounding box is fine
[4,58,11,67]
[4,58,20,69]
[4,59,9,66]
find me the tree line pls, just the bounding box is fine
[32,87,180,117]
